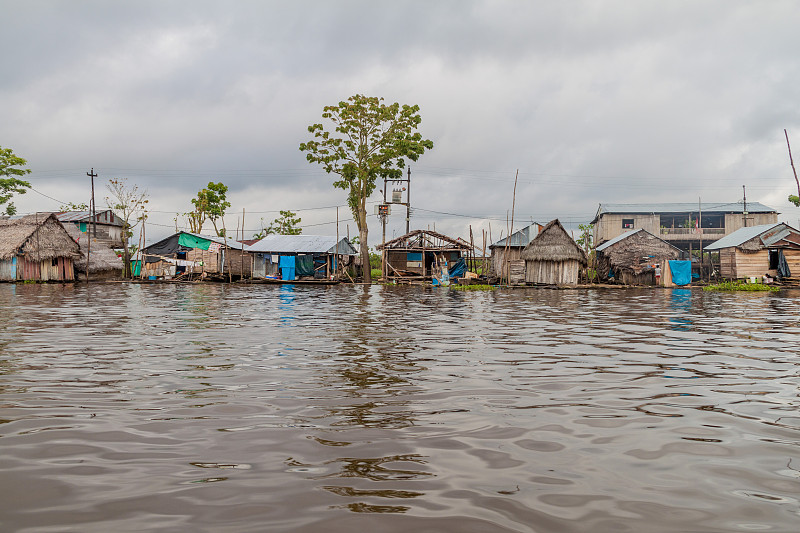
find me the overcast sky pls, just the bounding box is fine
[3,0,800,246]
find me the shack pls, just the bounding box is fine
[0,213,80,281]
[246,235,357,280]
[63,224,124,280]
[489,223,542,281]
[376,229,471,280]
[595,228,684,285]
[705,223,800,280]
[520,219,587,286]
[141,231,251,279]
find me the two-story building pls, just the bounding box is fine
[592,202,779,252]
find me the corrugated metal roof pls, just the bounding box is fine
[489,223,540,248]
[703,223,783,250]
[594,202,777,221]
[56,210,119,223]
[246,235,357,255]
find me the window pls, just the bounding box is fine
[622,219,634,229]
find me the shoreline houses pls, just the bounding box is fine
[56,210,124,248]
[141,231,357,281]
[0,213,80,281]
[592,202,779,253]
[376,229,471,281]
[488,223,542,282]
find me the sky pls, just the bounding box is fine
[2,0,800,247]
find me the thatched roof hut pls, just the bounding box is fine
[595,228,683,285]
[0,213,80,281]
[520,219,587,285]
[63,224,123,279]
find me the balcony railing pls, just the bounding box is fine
[660,228,726,235]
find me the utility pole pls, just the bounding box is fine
[742,185,748,227]
[87,168,97,238]
[86,168,97,283]
[406,166,411,235]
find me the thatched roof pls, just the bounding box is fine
[63,224,124,274]
[520,219,587,265]
[0,213,81,261]
[596,229,681,275]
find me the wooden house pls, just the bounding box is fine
[141,232,251,279]
[704,223,800,279]
[0,213,80,281]
[376,230,471,280]
[488,223,542,282]
[57,210,124,248]
[246,235,357,280]
[595,228,684,285]
[520,219,587,286]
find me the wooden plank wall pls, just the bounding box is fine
[525,260,580,285]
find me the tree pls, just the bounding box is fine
[59,201,89,211]
[267,210,302,235]
[187,182,231,236]
[576,223,593,252]
[0,146,32,216]
[106,178,149,278]
[300,94,433,282]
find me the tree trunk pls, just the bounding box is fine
[357,205,371,283]
[121,226,131,278]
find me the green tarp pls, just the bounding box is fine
[178,233,212,250]
[296,254,314,277]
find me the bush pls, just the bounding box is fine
[703,281,778,292]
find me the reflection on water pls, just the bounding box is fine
[1,283,800,532]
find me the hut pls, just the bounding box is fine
[375,229,471,280]
[520,219,587,286]
[489,223,542,281]
[0,213,80,281]
[704,223,800,280]
[63,224,124,280]
[141,231,251,280]
[595,229,684,285]
[246,234,357,281]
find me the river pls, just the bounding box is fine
[1,283,799,532]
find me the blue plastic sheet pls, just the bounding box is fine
[668,260,691,286]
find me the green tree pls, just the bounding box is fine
[266,210,302,235]
[300,94,433,282]
[0,146,32,216]
[576,223,593,252]
[106,178,149,278]
[188,182,230,236]
[59,202,89,211]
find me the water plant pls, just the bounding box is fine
[702,281,779,292]
[451,284,496,291]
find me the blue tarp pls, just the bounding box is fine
[669,260,692,286]
[449,257,467,278]
[279,255,296,281]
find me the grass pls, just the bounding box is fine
[702,281,779,292]
[451,284,496,291]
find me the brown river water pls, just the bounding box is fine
[1,283,799,533]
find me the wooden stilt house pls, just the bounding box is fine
[0,213,80,281]
[705,223,800,279]
[520,219,587,286]
[489,223,542,282]
[376,230,471,280]
[595,228,684,285]
[141,232,251,280]
[246,235,357,280]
